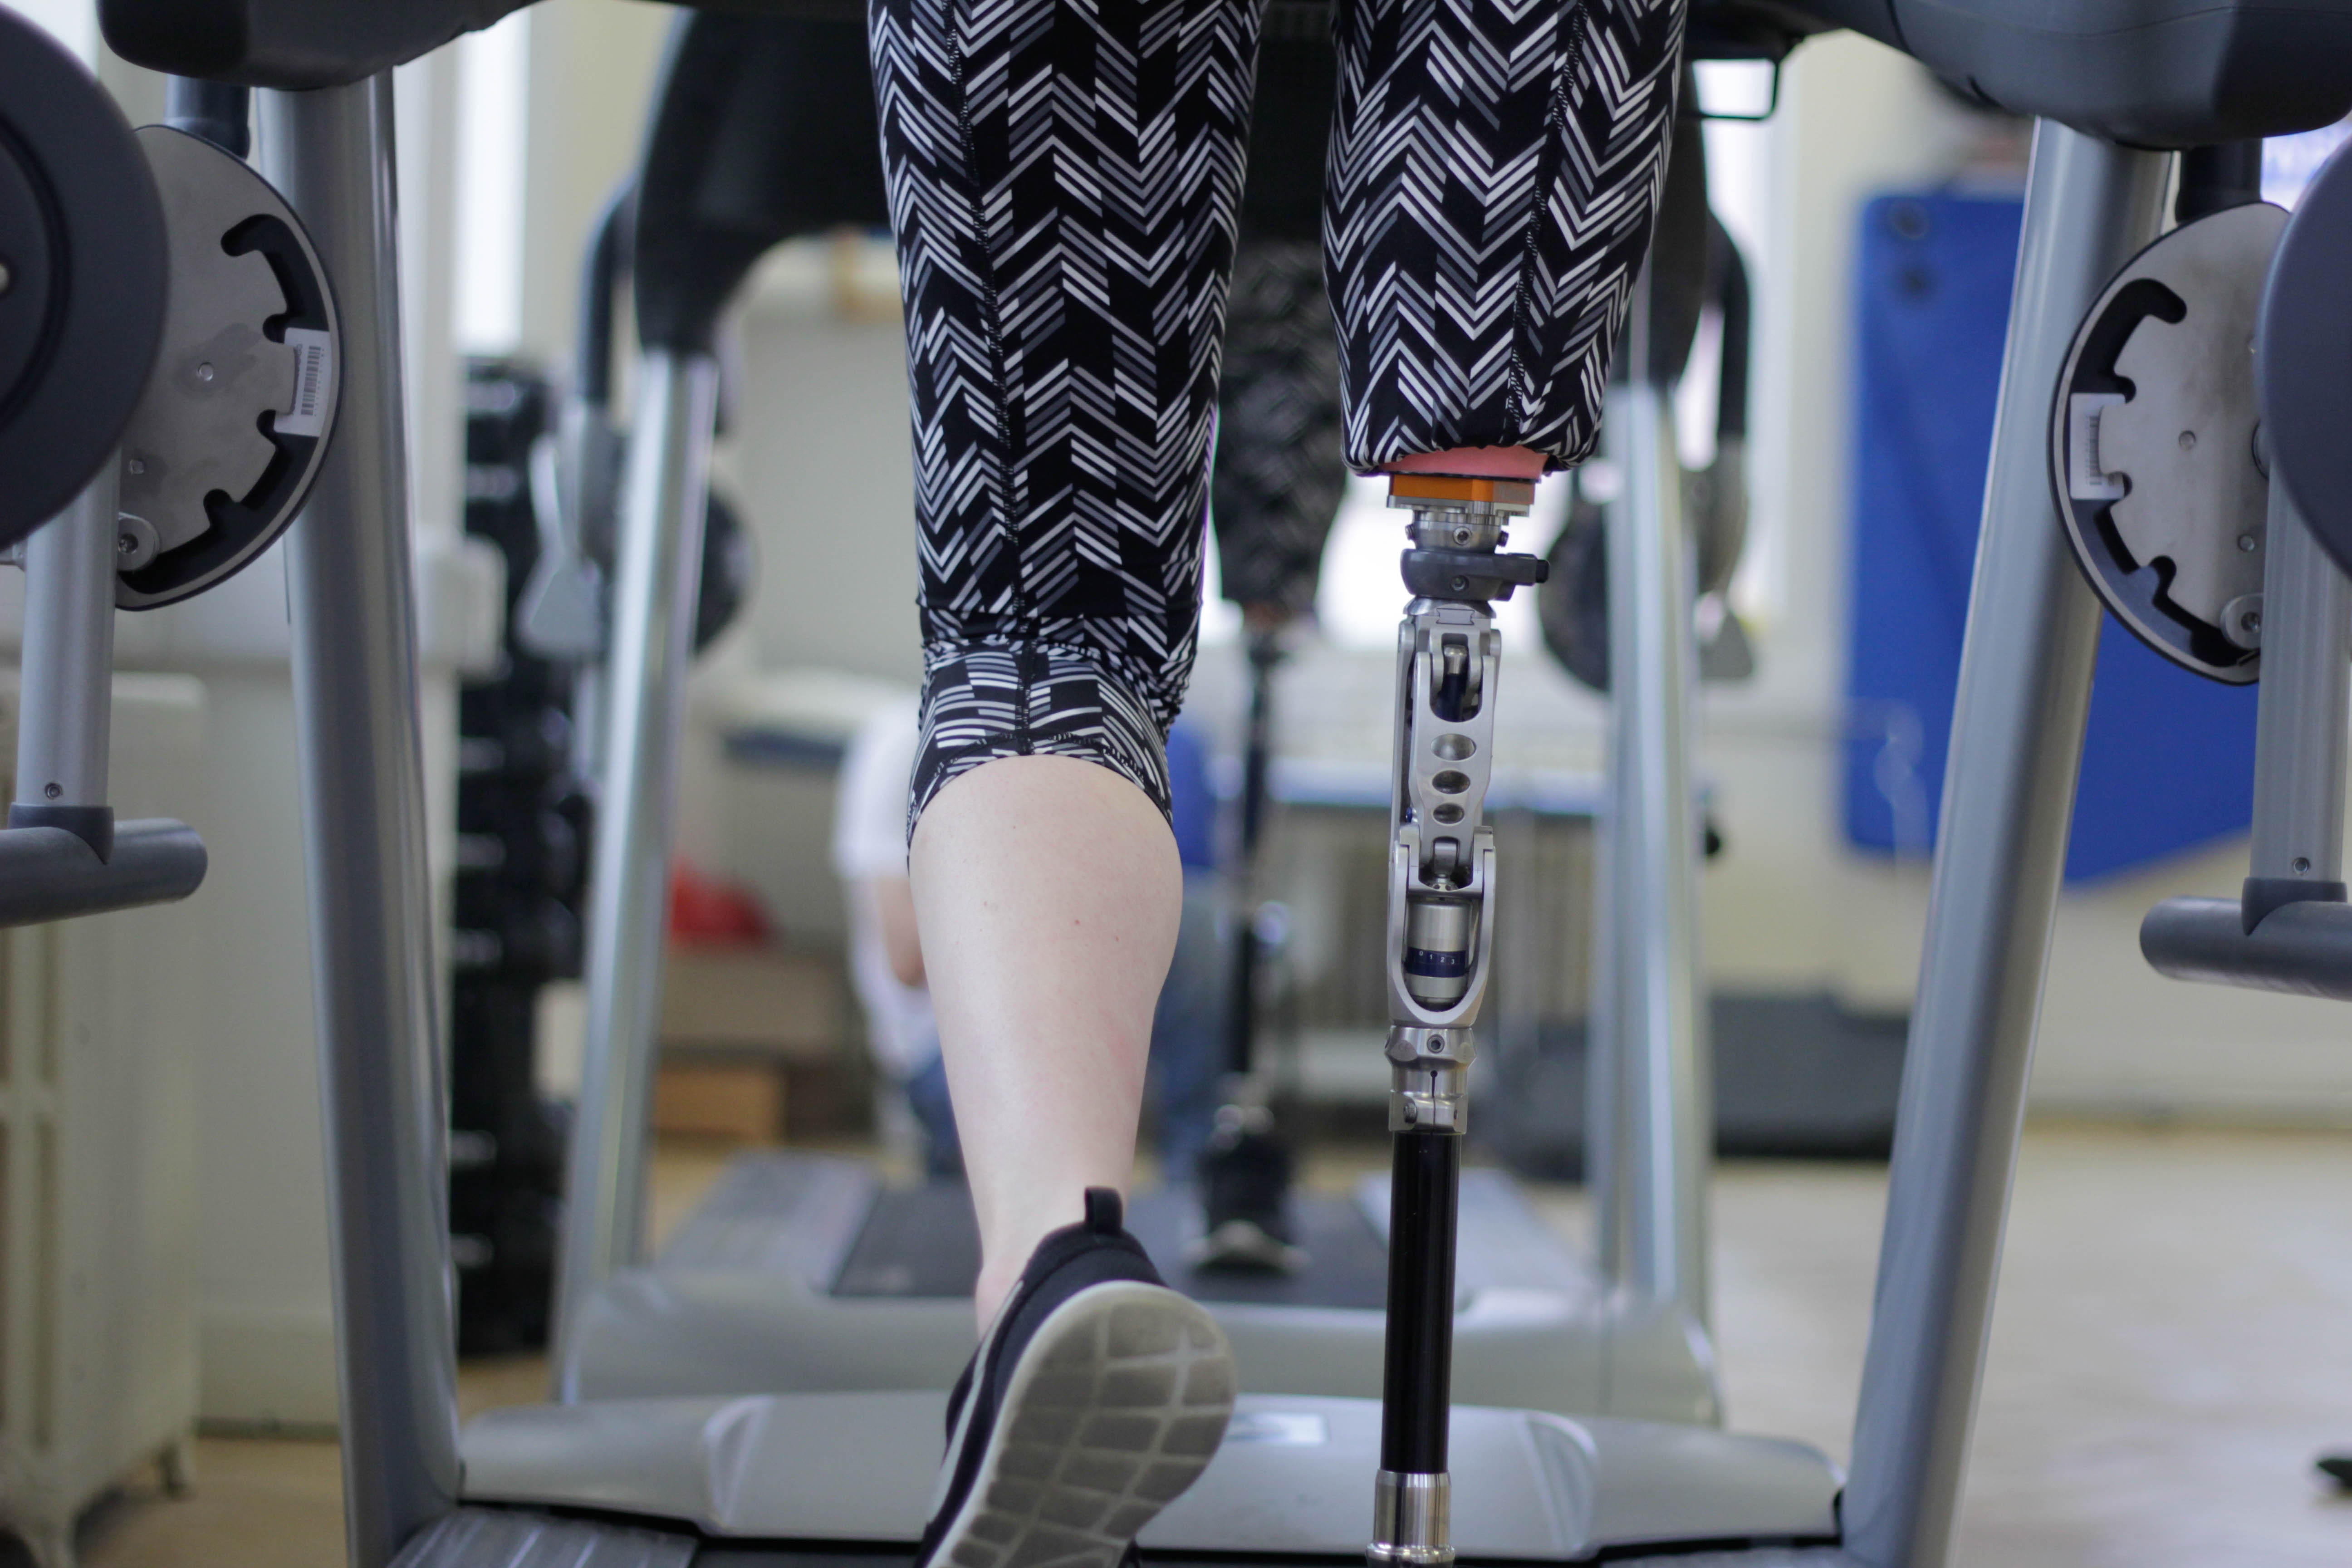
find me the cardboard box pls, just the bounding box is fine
[659,943,846,1059]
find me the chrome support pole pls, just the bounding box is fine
[554,349,719,1385]
[2245,483,2351,894]
[1842,123,2169,1568]
[260,76,461,1568]
[14,470,119,818]
[1599,347,1710,1327]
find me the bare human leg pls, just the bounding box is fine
[910,753,1184,1327]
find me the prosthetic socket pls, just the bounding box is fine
[1369,475,1544,1568]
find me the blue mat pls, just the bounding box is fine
[1842,191,2258,882]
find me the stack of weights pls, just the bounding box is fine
[448,361,595,1354]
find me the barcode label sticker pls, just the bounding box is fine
[278,327,335,439]
[2067,392,2127,501]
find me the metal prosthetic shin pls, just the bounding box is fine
[1369,475,1545,1568]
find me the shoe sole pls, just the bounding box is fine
[929,1282,1237,1568]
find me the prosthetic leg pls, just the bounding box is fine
[1369,475,1546,1567]
[1192,626,1308,1273]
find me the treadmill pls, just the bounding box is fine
[66,0,2352,1565]
[541,1,1727,1431]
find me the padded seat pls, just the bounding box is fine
[632,14,888,353]
[98,0,855,88]
[101,0,529,88]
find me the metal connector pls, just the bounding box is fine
[1387,1026,1474,1134]
[1368,1469,1452,1567]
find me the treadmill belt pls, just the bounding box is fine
[829,1184,1390,1310]
[831,1182,983,1297]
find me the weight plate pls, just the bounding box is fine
[695,486,755,654]
[1538,500,1609,693]
[114,126,340,610]
[2259,139,2352,580]
[0,10,166,548]
[2049,202,2284,684]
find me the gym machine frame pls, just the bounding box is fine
[65,1,2352,1567]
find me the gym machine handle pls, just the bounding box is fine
[0,820,208,928]
[0,473,207,928]
[2141,895,2352,1000]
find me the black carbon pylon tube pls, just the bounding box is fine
[1380,1127,1460,1475]
[1223,633,1280,1076]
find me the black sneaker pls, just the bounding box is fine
[918,1189,1238,1568]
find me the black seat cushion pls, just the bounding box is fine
[98,0,862,88]
[100,0,529,88]
[1794,0,2352,147]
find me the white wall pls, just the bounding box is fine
[517,0,676,368]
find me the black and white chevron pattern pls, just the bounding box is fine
[1211,239,1346,614]
[871,0,1260,822]
[1327,0,1686,470]
[871,0,1685,824]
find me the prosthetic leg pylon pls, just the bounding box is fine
[1370,473,1545,1568]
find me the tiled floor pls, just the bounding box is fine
[69,1124,2352,1567]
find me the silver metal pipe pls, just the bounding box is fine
[1600,326,1710,1326]
[260,76,461,1568]
[554,349,719,1387]
[1841,124,2169,1568]
[2246,484,2350,887]
[15,470,120,812]
[1583,766,1623,1281]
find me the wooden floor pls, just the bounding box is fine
[67,1124,2352,1568]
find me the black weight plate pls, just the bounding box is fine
[0,132,55,412]
[1538,501,1609,693]
[2259,138,2352,580]
[0,10,166,548]
[694,485,755,654]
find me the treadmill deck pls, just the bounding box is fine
[563,1154,1719,1424]
[455,1391,1842,1560]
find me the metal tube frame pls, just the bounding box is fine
[260,76,462,1568]
[2245,482,2351,893]
[1841,123,2170,1568]
[554,349,719,1385]
[1595,275,1711,1324]
[15,470,120,819]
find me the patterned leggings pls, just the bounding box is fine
[870,0,1686,828]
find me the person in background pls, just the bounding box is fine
[833,693,1221,1184]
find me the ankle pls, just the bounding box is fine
[971,1187,1110,1326]
[1384,444,1546,480]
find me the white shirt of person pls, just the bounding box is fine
[830,694,940,1081]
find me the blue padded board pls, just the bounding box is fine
[1843,192,2258,882]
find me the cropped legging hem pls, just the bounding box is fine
[910,638,1184,835]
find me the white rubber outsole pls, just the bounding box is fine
[929,1282,1238,1568]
